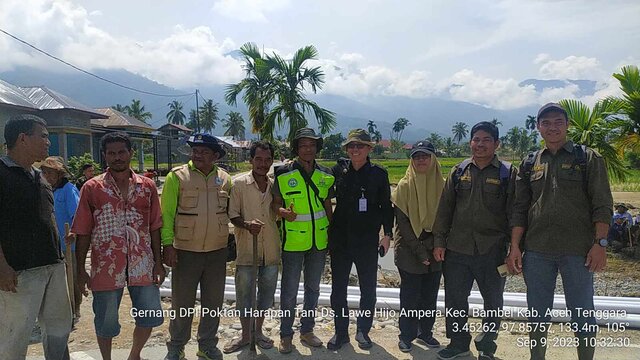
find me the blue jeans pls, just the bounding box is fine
[235,265,279,317]
[92,285,163,338]
[279,248,327,338]
[523,251,596,337]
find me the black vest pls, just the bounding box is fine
[0,161,62,271]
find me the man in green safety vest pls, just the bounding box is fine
[272,128,335,354]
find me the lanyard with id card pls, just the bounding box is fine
[358,186,367,212]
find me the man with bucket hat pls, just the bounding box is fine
[161,133,232,360]
[327,129,394,350]
[272,127,335,353]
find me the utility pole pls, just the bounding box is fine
[195,89,201,133]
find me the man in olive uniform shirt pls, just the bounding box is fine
[507,103,612,360]
[433,121,517,360]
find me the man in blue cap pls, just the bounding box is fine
[161,134,231,360]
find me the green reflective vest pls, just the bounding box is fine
[276,164,335,252]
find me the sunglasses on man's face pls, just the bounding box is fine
[347,143,368,150]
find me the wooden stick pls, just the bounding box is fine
[250,232,258,352]
[64,223,75,315]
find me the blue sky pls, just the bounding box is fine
[1,0,638,109]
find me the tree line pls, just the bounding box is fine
[113,54,639,181]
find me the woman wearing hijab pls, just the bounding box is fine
[392,140,445,353]
[40,156,82,322]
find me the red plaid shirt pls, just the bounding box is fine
[72,169,162,291]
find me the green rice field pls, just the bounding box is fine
[135,157,640,192]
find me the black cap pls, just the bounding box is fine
[187,133,226,158]
[410,140,436,157]
[537,102,567,121]
[470,121,499,141]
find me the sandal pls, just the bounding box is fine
[256,334,274,349]
[223,337,250,354]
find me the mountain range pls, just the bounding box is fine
[0,67,596,142]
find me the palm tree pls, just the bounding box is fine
[560,98,627,180]
[372,130,382,143]
[427,132,444,150]
[264,45,336,141]
[525,115,537,131]
[126,99,152,123]
[198,99,219,133]
[452,122,469,144]
[185,109,198,131]
[112,104,127,112]
[367,120,377,135]
[225,42,275,138]
[610,65,640,154]
[166,100,186,125]
[491,118,502,127]
[443,137,458,157]
[505,126,521,160]
[392,118,411,142]
[223,111,246,140]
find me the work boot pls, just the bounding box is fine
[300,331,323,347]
[327,333,350,350]
[355,331,373,349]
[196,347,222,360]
[164,346,185,360]
[279,337,293,354]
[529,329,548,360]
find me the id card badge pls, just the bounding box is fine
[358,196,367,212]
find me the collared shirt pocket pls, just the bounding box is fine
[216,188,230,213]
[557,168,585,201]
[175,215,196,241]
[179,190,199,209]
[482,181,505,213]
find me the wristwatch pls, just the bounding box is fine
[597,238,608,247]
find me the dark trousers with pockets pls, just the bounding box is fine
[330,243,378,335]
[398,268,442,343]
[443,245,505,354]
[167,248,227,352]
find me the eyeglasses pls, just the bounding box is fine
[347,143,368,150]
[412,153,432,161]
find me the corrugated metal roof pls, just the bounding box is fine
[19,86,107,118]
[0,79,39,110]
[157,123,193,132]
[93,108,155,132]
[216,136,241,148]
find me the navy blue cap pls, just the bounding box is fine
[186,133,226,158]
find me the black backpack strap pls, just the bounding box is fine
[573,144,588,193]
[522,150,539,182]
[294,161,325,205]
[499,161,512,190]
[453,158,473,190]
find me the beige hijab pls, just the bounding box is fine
[391,155,445,237]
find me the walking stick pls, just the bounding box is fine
[64,223,76,316]
[250,232,258,352]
